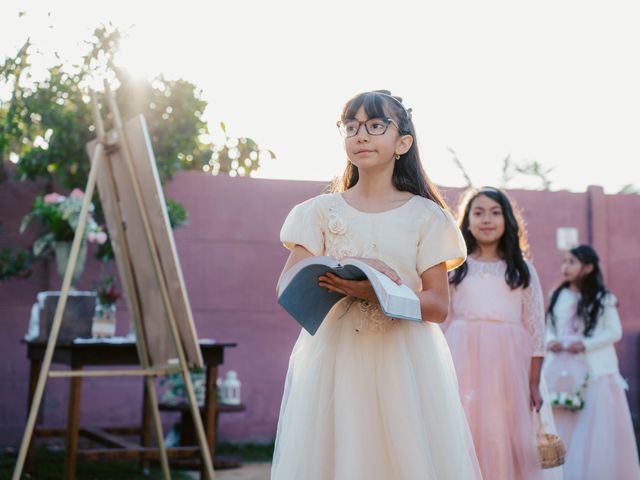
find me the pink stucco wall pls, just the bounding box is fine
[1,171,639,446]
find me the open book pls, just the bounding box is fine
[277,256,422,335]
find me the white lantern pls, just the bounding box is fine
[220,370,241,405]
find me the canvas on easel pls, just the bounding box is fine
[87,114,202,368]
[12,82,216,480]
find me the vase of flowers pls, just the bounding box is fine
[52,240,88,286]
[20,189,107,286]
[92,274,120,338]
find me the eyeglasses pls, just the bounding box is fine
[336,117,399,138]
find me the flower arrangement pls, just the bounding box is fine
[91,273,121,338]
[159,368,207,406]
[20,188,107,257]
[550,373,590,411]
[95,274,120,306]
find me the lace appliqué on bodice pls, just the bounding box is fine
[325,199,397,333]
[521,264,546,356]
[325,200,376,260]
[466,258,506,278]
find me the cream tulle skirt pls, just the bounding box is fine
[271,299,482,480]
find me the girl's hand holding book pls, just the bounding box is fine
[318,272,377,303]
[342,257,403,285]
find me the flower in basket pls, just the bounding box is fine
[20,189,107,257]
[550,372,590,412]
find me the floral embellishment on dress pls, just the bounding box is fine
[326,200,358,260]
[327,213,348,236]
[353,300,397,333]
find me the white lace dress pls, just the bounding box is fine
[271,193,482,480]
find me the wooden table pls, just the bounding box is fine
[23,339,236,480]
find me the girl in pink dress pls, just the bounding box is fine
[444,186,561,480]
[544,245,640,480]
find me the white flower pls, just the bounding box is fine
[327,215,348,235]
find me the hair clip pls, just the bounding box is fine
[370,90,412,120]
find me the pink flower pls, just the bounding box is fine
[43,193,65,204]
[88,231,108,244]
[70,188,84,199]
[95,231,108,244]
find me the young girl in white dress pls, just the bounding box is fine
[271,90,482,479]
[544,245,640,480]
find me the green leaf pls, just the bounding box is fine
[33,232,54,256]
[19,211,35,233]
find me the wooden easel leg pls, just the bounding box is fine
[180,367,214,480]
[25,358,42,472]
[64,365,82,480]
[140,380,152,471]
[145,376,172,479]
[12,142,104,480]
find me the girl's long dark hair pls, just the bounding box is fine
[547,244,608,337]
[330,90,447,209]
[449,186,531,289]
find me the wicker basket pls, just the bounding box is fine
[538,431,566,468]
[535,411,566,469]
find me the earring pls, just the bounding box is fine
[394,154,401,160]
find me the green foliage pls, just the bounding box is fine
[14,66,95,188]
[0,446,194,479]
[1,26,211,188]
[94,236,115,263]
[0,246,32,280]
[618,183,639,194]
[216,441,275,462]
[189,121,276,177]
[166,197,189,228]
[1,22,276,186]
[0,20,276,280]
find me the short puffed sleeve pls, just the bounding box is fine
[279,196,325,256]
[416,203,466,274]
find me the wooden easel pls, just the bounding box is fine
[12,81,216,480]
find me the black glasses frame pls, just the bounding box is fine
[336,117,399,138]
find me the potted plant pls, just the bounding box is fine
[20,188,107,286]
[92,273,120,337]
